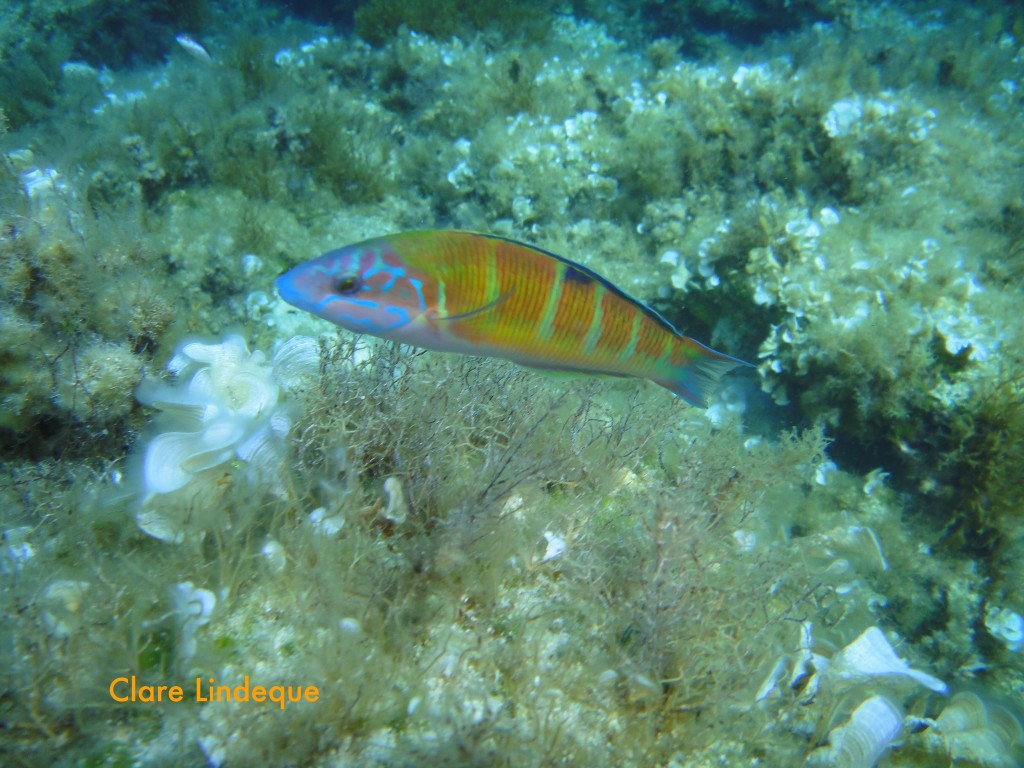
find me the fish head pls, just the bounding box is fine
[276,241,432,335]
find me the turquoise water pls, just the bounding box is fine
[1,1,1022,765]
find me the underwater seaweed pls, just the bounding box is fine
[2,1,1024,764]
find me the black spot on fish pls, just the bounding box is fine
[564,265,592,285]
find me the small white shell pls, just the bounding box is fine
[175,34,213,63]
[241,253,263,276]
[41,580,91,638]
[660,249,680,267]
[137,466,231,542]
[339,617,362,636]
[984,605,1024,652]
[822,98,863,138]
[819,207,841,226]
[754,657,787,702]
[2,526,35,573]
[261,539,286,572]
[274,48,295,67]
[136,503,197,544]
[20,167,60,198]
[810,695,903,768]
[172,581,216,622]
[309,507,345,536]
[382,477,408,523]
[171,581,216,662]
[785,218,821,240]
[827,626,946,692]
[541,531,567,562]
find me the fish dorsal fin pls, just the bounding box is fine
[433,289,513,323]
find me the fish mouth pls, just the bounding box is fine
[275,267,319,313]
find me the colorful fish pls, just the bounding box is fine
[276,230,750,406]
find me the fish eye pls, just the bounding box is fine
[334,275,361,295]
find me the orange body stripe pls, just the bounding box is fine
[593,290,631,358]
[549,270,597,348]
[494,238,556,346]
[395,231,678,377]
[634,320,668,364]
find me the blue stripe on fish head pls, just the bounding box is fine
[332,296,409,332]
[276,243,429,335]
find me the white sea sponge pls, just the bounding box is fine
[133,334,315,542]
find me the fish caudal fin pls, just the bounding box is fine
[655,340,752,408]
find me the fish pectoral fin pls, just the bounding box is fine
[433,289,513,323]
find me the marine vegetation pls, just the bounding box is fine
[1,0,1023,765]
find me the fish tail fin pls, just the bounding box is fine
[655,339,752,408]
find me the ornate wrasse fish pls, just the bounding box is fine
[276,230,750,407]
